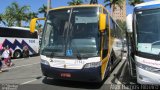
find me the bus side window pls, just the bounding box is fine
[102,29,109,59]
[102,11,109,59]
[1,28,9,37]
[0,28,5,37]
[33,32,38,38]
[110,19,116,38]
[103,8,109,32]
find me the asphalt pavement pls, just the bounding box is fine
[0,56,42,84]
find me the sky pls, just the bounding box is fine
[0,0,153,26]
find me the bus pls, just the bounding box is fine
[30,4,124,82]
[0,27,39,58]
[126,1,160,84]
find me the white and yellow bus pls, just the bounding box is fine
[30,4,124,82]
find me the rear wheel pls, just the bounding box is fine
[108,58,113,76]
[108,51,116,74]
[13,50,22,58]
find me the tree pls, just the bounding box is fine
[116,20,126,36]
[4,2,30,27]
[90,0,98,4]
[129,0,144,6]
[104,0,125,11]
[67,0,83,5]
[38,4,47,17]
[26,12,38,22]
[0,14,6,25]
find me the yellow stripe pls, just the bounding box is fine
[49,4,103,11]
[100,14,116,80]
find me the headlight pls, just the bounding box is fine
[136,62,158,73]
[83,62,102,68]
[41,59,50,66]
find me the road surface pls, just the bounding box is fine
[0,54,146,90]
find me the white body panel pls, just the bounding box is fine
[0,27,39,57]
[126,14,133,33]
[41,55,100,69]
[135,1,160,7]
[135,56,160,84]
[112,38,123,57]
[0,37,39,56]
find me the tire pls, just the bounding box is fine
[105,56,112,77]
[108,58,112,77]
[13,50,22,58]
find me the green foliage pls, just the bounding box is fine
[90,0,98,4]
[116,20,126,36]
[38,4,47,17]
[1,2,38,27]
[67,0,84,5]
[3,2,30,26]
[0,14,6,25]
[129,0,144,6]
[27,12,38,21]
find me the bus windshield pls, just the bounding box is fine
[136,8,160,55]
[41,7,100,58]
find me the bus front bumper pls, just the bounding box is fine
[136,67,160,85]
[41,64,102,82]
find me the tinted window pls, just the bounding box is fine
[0,27,38,38]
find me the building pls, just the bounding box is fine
[112,0,126,21]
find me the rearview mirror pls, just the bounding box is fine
[126,14,133,33]
[99,14,106,32]
[30,18,46,33]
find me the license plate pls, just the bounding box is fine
[60,73,71,78]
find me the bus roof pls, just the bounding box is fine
[135,1,160,11]
[0,26,38,32]
[10,27,31,30]
[49,4,103,11]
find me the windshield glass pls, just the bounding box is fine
[136,8,160,55]
[41,7,100,58]
[41,9,70,57]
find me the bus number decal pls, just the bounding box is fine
[29,40,35,43]
[74,60,85,64]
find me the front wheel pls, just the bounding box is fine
[13,50,22,58]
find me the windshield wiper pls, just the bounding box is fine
[76,54,82,60]
[43,51,54,58]
[50,52,54,58]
